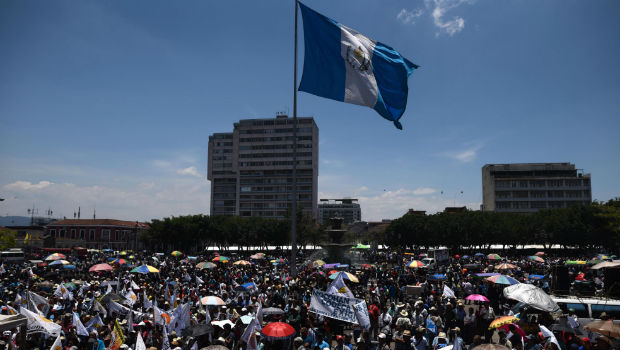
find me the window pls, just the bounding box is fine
[115,230,120,241]
[70,229,76,239]
[89,229,95,241]
[591,304,620,319]
[79,229,85,240]
[59,229,66,238]
[101,229,110,241]
[558,303,588,318]
[49,229,56,237]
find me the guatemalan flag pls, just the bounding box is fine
[298,2,419,129]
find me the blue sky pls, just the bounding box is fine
[1,0,618,221]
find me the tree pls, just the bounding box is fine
[0,228,16,250]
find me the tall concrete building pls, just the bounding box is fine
[318,198,361,225]
[207,114,318,218]
[482,163,591,213]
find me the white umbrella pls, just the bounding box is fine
[503,284,560,313]
[590,261,620,270]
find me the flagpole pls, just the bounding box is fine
[290,0,299,277]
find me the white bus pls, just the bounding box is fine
[0,249,25,264]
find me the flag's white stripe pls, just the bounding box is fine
[340,25,378,107]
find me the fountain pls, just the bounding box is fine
[320,217,355,264]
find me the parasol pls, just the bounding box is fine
[329,271,359,283]
[503,283,560,313]
[406,260,425,268]
[486,275,520,285]
[465,294,490,302]
[488,315,519,329]
[201,296,226,306]
[261,322,296,340]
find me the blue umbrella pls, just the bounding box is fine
[428,274,446,280]
[63,265,76,270]
[529,274,545,280]
[462,255,471,259]
[474,253,485,257]
[476,273,500,277]
[235,282,257,291]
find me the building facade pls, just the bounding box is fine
[482,163,591,212]
[207,114,319,219]
[45,219,148,250]
[318,198,361,225]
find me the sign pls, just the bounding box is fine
[309,289,370,328]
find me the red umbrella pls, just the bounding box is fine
[455,255,461,259]
[465,294,490,302]
[575,272,585,281]
[89,263,114,272]
[261,322,296,339]
[328,270,339,275]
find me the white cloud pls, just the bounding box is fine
[443,142,483,163]
[425,0,473,36]
[413,187,437,195]
[176,166,201,177]
[397,8,424,24]
[4,180,53,190]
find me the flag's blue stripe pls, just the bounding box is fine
[372,41,418,128]
[298,2,345,102]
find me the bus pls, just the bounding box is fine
[1,249,25,264]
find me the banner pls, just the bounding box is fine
[309,290,366,325]
[19,307,61,337]
[110,319,125,350]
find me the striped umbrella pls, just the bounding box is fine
[489,316,519,329]
[200,296,226,306]
[329,271,359,283]
[49,259,70,266]
[130,265,159,274]
[170,251,183,257]
[196,261,217,270]
[233,260,252,266]
[44,253,66,261]
[487,253,502,260]
[406,260,425,268]
[212,256,230,263]
[486,275,520,285]
[527,256,544,263]
[496,263,517,270]
[109,258,127,265]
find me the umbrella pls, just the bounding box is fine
[353,243,370,249]
[487,253,502,260]
[329,271,359,283]
[528,274,545,280]
[201,296,226,306]
[250,253,265,259]
[591,261,620,270]
[311,260,325,268]
[565,260,587,265]
[212,256,230,263]
[196,262,217,270]
[49,260,69,266]
[488,315,520,329]
[44,253,66,261]
[465,294,490,302]
[102,249,113,253]
[534,252,545,256]
[261,322,296,340]
[235,282,257,291]
[527,256,544,263]
[462,255,471,259]
[187,256,198,260]
[323,263,340,269]
[109,258,127,265]
[472,344,511,350]
[361,264,373,269]
[171,251,183,257]
[63,265,76,270]
[406,260,425,268]
[262,307,285,315]
[454,255,460,259]
[496,263,517,270]
[475,273,500,277]
[486,275,520,285]
[89,263,114,272]
[474,253,485,257]
[575,272,586,281]
[99,293,125,304]
[119,251,128,256]
[130,265,159,274]
[419,253,427,257]
[270,258,286,264]
[233,260,252,266]
[583,319,620,338]
[428,274,446,280]
[596,254,610,260]
[503,283,560,312]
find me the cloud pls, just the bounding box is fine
[397,8,424,24]
[442,142,483,163]
[4,180,53,190]
[413,187,437,195]
[425,0,473,36]
[176,166,201,177]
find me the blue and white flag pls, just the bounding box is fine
[299,2,419,129]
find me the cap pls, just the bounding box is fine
[336,335,343,340]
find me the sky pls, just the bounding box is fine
[0,0,618,222]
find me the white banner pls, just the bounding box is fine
[309,290,369,327]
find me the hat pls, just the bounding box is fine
[396,302,405,308]
[294,337,303,343]
[378,333,386,339]
[437,332,447,339]
[453,327,461,333]
[403,330,412,337]
[336,335,343,341]
[581,337,590,343]
[400,310,408,317]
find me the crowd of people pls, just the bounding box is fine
[0,248,617,350]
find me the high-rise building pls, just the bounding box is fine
[482,163,591,212]
[318,198,361,225]
[207,114,319,218]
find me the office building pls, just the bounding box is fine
[207,114,319,218]
[318,198,361,225]
[482,163,591,212]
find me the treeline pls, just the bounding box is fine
[384,199,620,251]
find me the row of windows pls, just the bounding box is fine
[213,134,233,139]
[214,142,233,147]
[239,160,313,167]
[496,201,590,209]
[240,118,314,127]
[240,194,313,201]
[213,149,233,154]
[239,143,312,151]
[496,179,590,188]
[240,185,313,193]
[239,136,313,143]
[240,169,313,177]
[496,190,590,199]
[213,163,233,168]
[238,152,313,159]
[239,127,313,135]
[211,171,236,176]
[240,177,313,185]
[50,228,132,241]
[213,156,231,161]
